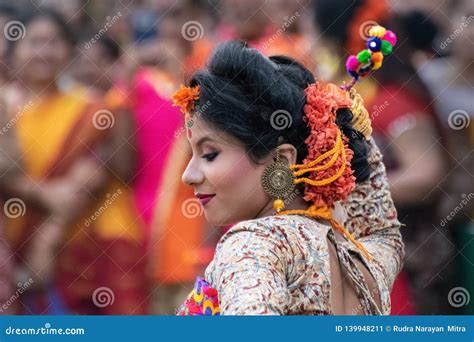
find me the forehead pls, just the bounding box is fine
[186,116,240,148]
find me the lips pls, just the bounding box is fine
[195,193,216,206]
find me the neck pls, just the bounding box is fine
[255,191,309,220]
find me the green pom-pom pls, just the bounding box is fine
[381,40,393,55]
[357,50,372,64]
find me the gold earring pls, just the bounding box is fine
[261,148,296,213]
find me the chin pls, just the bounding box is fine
[203,209,233,228]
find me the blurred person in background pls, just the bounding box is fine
[313,0,454,315]
[120,1,220,314]
[0,8,149,314]
[217,0,315,71]
[0,5,18,306]
[0,3,17,87]
[122,36,211,314]
[416,0,474,314]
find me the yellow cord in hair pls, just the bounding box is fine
[292,133,342,176]
[293,140,347,187]
[291,131,342,171]
[278,205,373,261]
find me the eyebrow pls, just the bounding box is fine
[187,136,216,148]
[197,136,217,147]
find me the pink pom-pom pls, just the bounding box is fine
[346,55,360,71]
[383,30,397,47]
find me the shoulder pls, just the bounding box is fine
[221,214,327,245]
[213,214,331,267]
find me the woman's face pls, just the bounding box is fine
[12,17,71,86]
[182,117,272,227]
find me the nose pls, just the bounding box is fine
[182,157,204,186]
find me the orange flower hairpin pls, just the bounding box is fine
[172,84,200,115]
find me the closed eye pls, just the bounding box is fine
[202,152,218,162]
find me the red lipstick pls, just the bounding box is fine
[195,193,216,206]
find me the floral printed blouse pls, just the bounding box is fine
[178,138,404,315]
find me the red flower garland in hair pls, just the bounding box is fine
[299,82,356,208]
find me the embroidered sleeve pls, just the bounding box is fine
[341,137,404,292]
[205,220,291,315]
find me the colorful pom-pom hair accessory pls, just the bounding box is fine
[342,24,396,140]
[343,24,397,91]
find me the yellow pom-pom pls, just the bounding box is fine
[372,61,383,70]
[273,199,285,212]
[369,25,386,38]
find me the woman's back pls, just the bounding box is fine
[203,138,403,315]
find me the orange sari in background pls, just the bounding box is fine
[6,88,149,314]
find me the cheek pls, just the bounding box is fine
[206,154,268,221]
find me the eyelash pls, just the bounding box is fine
[202,152,218,162]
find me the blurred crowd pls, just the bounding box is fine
[0,0,472,315]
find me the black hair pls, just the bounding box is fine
[97,35,120,60]
[188,41,370,182]
[7,7,75,54]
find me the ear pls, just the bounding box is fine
[276,143,298,165]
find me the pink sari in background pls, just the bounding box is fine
[131,68,182,244]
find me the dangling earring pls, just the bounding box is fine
[261,148,296,214]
